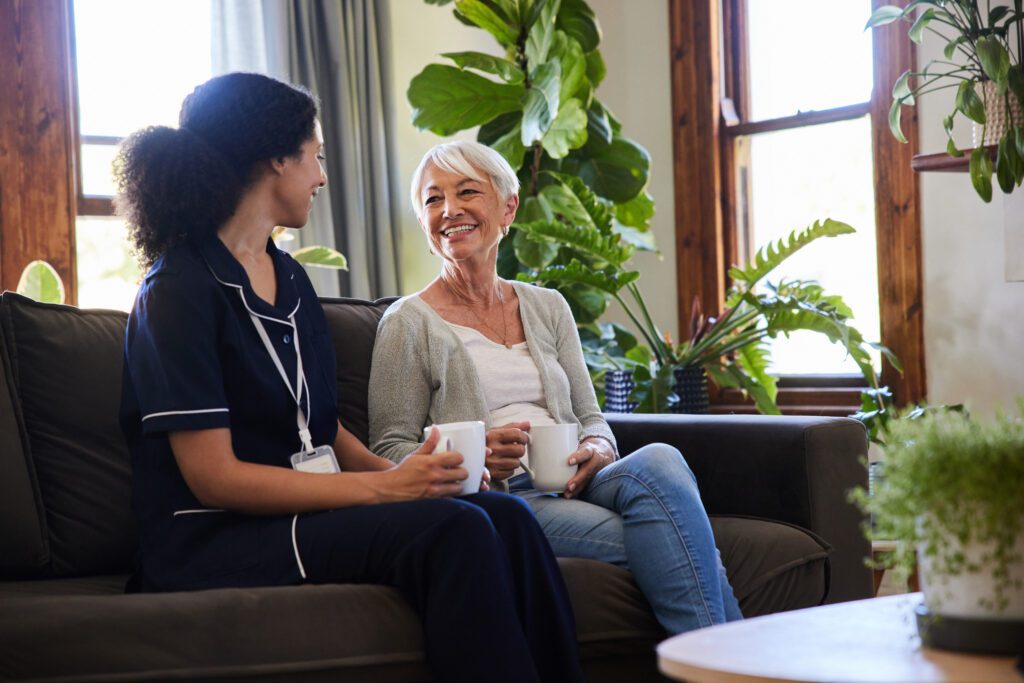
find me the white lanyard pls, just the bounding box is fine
[245,294,315,454]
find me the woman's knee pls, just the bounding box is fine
[625,443,698,487]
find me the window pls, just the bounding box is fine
[72,0,213,310]
[668,0,925,413]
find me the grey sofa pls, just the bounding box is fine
[0,292,871,682]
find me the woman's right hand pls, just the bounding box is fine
[381,426,467,501]
[485,421,530,482]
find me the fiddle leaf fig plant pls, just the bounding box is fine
[867,0,1024,202]
[408,0,657,325]
[17,260,66,304]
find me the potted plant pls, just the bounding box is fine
[573,218,898,416]
[406,0,659,327]
[850,405,1024,654]
[867,0,1024,202]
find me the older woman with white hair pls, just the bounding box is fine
[369,140,742,634]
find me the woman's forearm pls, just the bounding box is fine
[334,421,394,472]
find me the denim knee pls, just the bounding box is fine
[625,443,698,490]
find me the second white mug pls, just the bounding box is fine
[522,423,580,493]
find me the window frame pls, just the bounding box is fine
[667,0,926,415]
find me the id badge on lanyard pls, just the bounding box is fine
[247,301,340,474]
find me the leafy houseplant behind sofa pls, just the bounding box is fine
[0,292,870,682]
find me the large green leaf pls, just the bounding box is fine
[492,119,528,169]
[408,65,524,135]
[525,0,561,64]
[585,100,613,148]
[585,50,606,90]
[538,182,594,228]
[454,0,518,46]
[16,260,65,304]
[736,342,778,406]
[955,80,986,125]
[555,0,600,52]
[996,135,1017,193]
[892,69,914,104]
[516,219,633,266]
[907,8,934,44]
[864,5,903,29]
[727,219,855,295]
[292,246,349,269]
[612,222,657,251]
[976,36,1010,84]
[541,98,588,158]
[614,191,654,229]
[513,226,559,268]
[561,282,607,323]
[1008,69,1024,117]
[545,171,613,232]
[970,146,994,202]
[549,31,587,103]
[528,258,639,295]
[441,51,525,83]
[888,98,907,143]
[562,135,649,202]
[521,61,561,145]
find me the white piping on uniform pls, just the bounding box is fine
[173,508,226,516]
[291,514,307,579]
[205,267,301,324]
[143,408,229,422]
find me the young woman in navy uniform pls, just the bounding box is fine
[117,72,584,683]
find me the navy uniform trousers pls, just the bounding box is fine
[296,491,585,683]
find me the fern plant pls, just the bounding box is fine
[573,218,900,414]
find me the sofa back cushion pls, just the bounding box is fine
[320,297,397,445]
[0,293,136,578]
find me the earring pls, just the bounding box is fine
[501,224,509,237]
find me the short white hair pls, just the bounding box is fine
[410,140,520,218]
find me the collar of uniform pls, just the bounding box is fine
[196,235,300,323]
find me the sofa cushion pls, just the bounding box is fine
[0,559,663,683]
[711,515,831,617]
[0,293,135,578]
[320,297,397,445]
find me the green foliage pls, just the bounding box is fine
[409,0,655,333]
[867,0,1024,202]
[291,246,349,270]
[849,405,1024,612]
[17,260,65,304]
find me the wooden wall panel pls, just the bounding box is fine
[0,0,77,301]
[871,0,926,406]
[668,0,726,333]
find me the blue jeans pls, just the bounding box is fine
[511,443,743,634]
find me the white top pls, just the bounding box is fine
[447,321,557,474]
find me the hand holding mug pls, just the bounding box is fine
[485,421,530,482]
[562,437,615,499]
[387,426,467,500]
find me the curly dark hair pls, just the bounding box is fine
[114,72,319,269]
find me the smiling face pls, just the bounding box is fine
[272,120,327,229]
[417,162,518,263]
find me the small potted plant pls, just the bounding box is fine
[850,405,1024,654]
[867,1,1024,202]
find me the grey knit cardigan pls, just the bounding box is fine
[368,281,618,466]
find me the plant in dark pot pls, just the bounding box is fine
[850,404,1024,655]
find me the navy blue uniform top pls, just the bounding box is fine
[120,235,339,591]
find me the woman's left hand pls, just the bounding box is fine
[562,438,615,499]
[479,452,492,492]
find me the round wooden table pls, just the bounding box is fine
[657,594,1022,683]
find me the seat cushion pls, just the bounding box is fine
[0,293,135,579]
[711,515,831,617]
[0,559,664,683]
[320,297,397,445]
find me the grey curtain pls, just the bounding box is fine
[212,0,402,299]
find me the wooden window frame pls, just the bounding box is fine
[668,0,926,415]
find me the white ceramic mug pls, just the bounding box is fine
[422,421,486,496]
[521,423,580,493]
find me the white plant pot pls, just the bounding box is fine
[918,524,1024,620]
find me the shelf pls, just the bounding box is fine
[911,145,996,173]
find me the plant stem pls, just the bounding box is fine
[612,292,666,366]
[626,282,671,361]
[529,143,542,196]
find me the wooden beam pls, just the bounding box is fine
[0,0,77,302]
[668,0,726,348]
[871,0,926,407]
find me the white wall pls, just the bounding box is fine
[917,29,1024,417]
[385,0,678,340]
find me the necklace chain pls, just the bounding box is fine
[444,280,511,349]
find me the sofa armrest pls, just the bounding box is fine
[605,413,871,604]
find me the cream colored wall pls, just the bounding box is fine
[916,28,1024,417]
[385,0,679,339]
